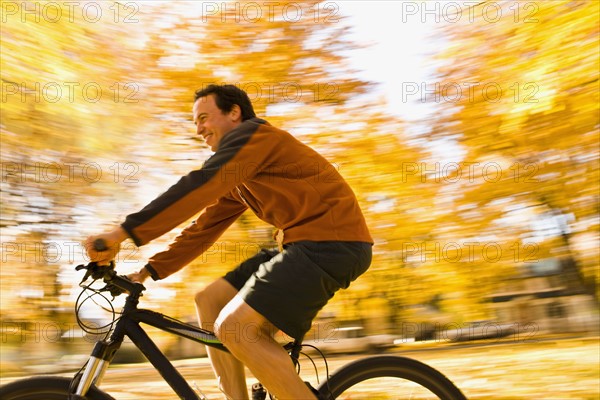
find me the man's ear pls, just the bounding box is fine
[230,104,242,122]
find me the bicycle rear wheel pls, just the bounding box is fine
[0,376,114,400]
[317,355,467,400]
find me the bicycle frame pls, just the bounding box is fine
[74,286,227,400]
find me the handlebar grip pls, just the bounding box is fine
[93,238,108,252]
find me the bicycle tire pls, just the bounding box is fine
[317,355,467,400]
[0,376,114,400]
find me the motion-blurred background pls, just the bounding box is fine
[1,0,598,396]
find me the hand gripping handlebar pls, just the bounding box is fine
[76,238,144,297]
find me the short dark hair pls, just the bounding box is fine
[194,84,256,121]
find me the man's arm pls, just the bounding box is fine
[143,193,247,280]
[91,193,247,283]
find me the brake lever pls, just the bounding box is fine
[99,282,125,299]
[76,264,93,285]
[76,261,115,285]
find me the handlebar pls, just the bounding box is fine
[76,238,145,298]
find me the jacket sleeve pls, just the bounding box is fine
[146,193,247,279]
[120,119,267,246]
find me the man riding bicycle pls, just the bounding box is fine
[85,84,373,399]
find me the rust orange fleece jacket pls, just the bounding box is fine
[121,117,373,279]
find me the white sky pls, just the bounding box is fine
[339,1,442,122]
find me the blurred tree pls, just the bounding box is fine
[142,1,368,118]
[1,1,148,152]
[1,1,152,323]
[430,0,599,302]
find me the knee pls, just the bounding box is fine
[214,303,273,349]
[215,309,260,351]
[214,311,238,346]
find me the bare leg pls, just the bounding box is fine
[195,279,249,399]
[216,295,317,399]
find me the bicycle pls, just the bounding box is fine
[0,244,467,399]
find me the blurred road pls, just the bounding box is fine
[1,335,598,399]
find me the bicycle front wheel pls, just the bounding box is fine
[318,355,467,400]
[0,376,114,400]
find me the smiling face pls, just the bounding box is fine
[193,94,242,151]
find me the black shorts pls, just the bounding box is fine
[223,241,372,341]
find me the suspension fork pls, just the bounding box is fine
[74,339,121,396]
